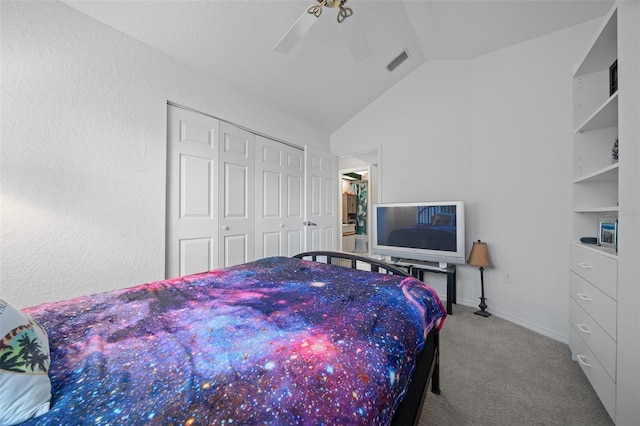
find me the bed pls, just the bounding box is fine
[4,252,445,425]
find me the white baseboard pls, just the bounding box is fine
[451,298,569,344]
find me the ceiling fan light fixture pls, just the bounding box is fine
[307,1,324,18]
[277,0,362,56]
[325,0,344,8]
[307,0,353,23]
[337,6,353,23]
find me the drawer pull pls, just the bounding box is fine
[577,355,591,368]
[578,262,592,269]
[577,293,592,302]
[576,323,591,334]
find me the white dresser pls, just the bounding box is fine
[568,243,617,419]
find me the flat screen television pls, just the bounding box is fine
[372,201,466,265]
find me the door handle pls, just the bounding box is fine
[221,226,229,231]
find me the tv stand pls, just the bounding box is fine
[389,258,457,315]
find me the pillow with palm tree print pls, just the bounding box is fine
[0,299,51,425]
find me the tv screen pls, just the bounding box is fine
[372,201,466,265]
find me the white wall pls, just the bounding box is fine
[0,1,329,308]
[331,20,600,342]
[332,60,474,330]
[332,60,473,203]
[468,21,601,341]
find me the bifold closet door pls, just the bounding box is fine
[219,121,255,267]
[167,105,338,275]
[304,146,338,251]
[166,105,219,279]
[255,136,304,258]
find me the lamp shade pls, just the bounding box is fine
[467,240,492,268]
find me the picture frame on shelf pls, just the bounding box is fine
[609,59,618,95]
[598,220,617,248]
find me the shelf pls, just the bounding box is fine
[574,163,618,183]
[575,92,618,133]
[572,241,618,260]
[574,206,618,214]
[573,7,617,77]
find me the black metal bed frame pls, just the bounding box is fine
[292,251,441,426]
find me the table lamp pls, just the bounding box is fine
[467,240,493,317]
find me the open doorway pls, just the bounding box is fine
[339,150,379,255]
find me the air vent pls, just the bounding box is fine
[387,50,409,72]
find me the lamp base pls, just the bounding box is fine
[474,309,491,317]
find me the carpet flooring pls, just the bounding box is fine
[418,304,614,426]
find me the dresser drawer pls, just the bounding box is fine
[569,272,617,340]
[569,327,616,420]
[570,243,617,299]
[569,298,616,380]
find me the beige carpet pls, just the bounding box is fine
[418,305,613,426]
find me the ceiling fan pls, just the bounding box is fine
[274,0,371,61]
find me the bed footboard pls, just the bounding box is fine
[293,251,410,277]
[292,251,441,426]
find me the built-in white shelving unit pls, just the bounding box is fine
[569,3,640,424]
[571,4,619,245]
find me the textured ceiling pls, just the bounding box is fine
[65,0,613,133]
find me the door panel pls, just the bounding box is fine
[262,232,282,258]
[255,135,305,259]
[310,228,322,251]
[287,230,303,257]
[180,155,213,217]
[304,146,338,251]
[224,234,248,267]
[219,121,255,267]
[262,171,281,217]
[288,175,303,217]
[224,162,248,217]
[179,238,213,277]
[323,177,334,215]
[166,105,219,278]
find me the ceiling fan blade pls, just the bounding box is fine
[274,11,318,54]
[340,13,371,62]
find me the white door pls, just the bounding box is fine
[166,105,219,278]
[219,121,255,267]
[304,146,338,251]
[255,136,305,258]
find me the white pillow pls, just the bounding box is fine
[0,299,51,425]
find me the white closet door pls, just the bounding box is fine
[166,105,219,278]
[304,146,338,251]
[255,136,304,259]
[219,121,255,267]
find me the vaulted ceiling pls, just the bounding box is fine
[65,0,613,133]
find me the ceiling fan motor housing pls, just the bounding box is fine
[325,0,349,8]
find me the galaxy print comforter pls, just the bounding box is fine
[22,256,446,425]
